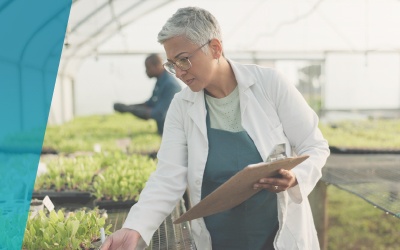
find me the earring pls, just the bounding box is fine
[217,57,220,65]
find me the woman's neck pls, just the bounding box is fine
[205,58,237,98]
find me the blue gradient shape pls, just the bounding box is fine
[0,0,71,249]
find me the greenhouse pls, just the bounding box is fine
[1,0,400,249]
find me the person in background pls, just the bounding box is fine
[114,53,182,135]
[103,6,329,250]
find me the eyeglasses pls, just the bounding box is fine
[163,40,211,75]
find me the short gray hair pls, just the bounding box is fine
[157,7,222,53]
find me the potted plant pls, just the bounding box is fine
[92,154,156,209]
[23,208,111,250]
[33,154,110,205]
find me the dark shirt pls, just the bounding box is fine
[145,70,181,135]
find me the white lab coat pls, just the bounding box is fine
[123,59,330,250]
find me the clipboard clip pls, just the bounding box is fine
[266,143,287,162]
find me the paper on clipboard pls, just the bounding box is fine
[174,154,309,224]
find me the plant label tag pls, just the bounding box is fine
[94,143,102,153]
[100,227,106,243]
[43,195,54,212]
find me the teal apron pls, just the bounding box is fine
[201,100,278,250]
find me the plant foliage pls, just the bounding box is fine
[43,113,161,153]
[23,209,111,250]
[92,153,156,201]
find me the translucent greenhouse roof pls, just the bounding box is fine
[59,0,400,78]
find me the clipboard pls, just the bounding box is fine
[174,154,309,224]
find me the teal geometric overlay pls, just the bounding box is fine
[0,0,71,249]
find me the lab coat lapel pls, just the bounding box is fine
[240,89,278,161]
[232,60,280,161]
[187,91,208,141]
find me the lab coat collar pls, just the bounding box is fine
[179,59,260,142]
[179,59,256,103]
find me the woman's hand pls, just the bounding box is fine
[253,169,298,193]
[100,228,141,250]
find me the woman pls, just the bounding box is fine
[101,6,329,250]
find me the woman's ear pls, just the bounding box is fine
[209,38,222,59]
